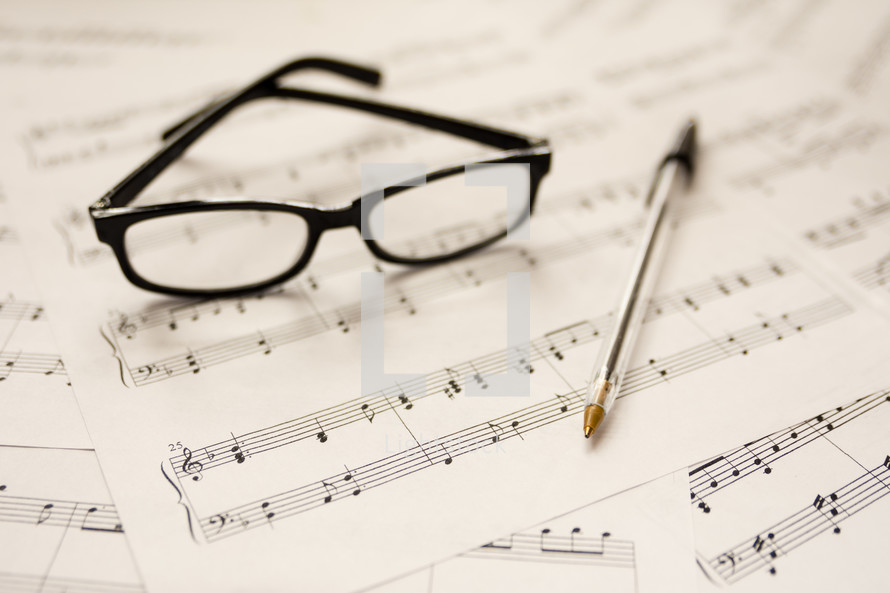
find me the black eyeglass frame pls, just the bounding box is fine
[89,57,552,298]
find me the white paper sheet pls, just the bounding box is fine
[690,383,890,592]
[2,1,890,592]
[369,471,696,593]
[8,48,890,592]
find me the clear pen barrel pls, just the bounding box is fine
[585,158,686,413]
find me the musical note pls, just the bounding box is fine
[230,433,247,463]
[487,422,505,443]
[510,420,524,440]
[257,332,272,355]
[80,506,123,533]
[515,353,534,374]
[397,392,413,410]
[751,532,779,574]
[690,456,726,489]
[440,443,453,465]
[743,444,772,475]
[0,352,21,381]
[648,358,669,379]
[342,466,363,496]
[469,364,488,390]
[813,492,844,533]
[315,420,328,443]
[360,403,375,423]
[185,350,201,373]
[539,528,552,551]
[36,503,53,525]
[397,292,416,315]
[43,358,64,376]
[261,501,275,524]
[322,481,337,503]
[444,367,462,399]
[481,534,514,550]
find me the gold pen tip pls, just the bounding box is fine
[583,405,606,439]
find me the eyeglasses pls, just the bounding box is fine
[89,57,552,297]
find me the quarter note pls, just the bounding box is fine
[510,420,523,440]
[397,392,413,410]
[440,443,453,465]
[444,367,462,398]
[261,501,275,524]
[342,466,363,496]
[230,433,247,463]
[185,350,201,373]
[257,331,272,355]
[315,419,328,443]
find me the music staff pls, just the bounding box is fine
[471,529,633,568]
[167,259,797,479]
[166,295,850,541]
[803,190,889,250]
[851,251,890,292]
[689,387,890,509]
[0,350,67,381]
[708,455,890,583]
[121,222,784,389]
[0,494,123,533]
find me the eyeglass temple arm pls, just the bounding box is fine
[163,62,537,152]
[269,87,537,152]
[96,56,542,210]
[96,58,380,209]
[160,57,381,141]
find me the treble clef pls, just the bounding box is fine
[181,448,204,481]
[115,313,137,339]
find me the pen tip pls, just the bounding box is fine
[583,405,606,439]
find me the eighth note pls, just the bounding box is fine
[37,503,54,525]
[361,403,375,423]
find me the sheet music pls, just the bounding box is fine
[717,0,890,110]
[369,471,695,593]
[0,176,145,591]
[2,1,890,591]
[7,33,890,591]
[0,191,92,449]
[689,385,890,592]
[0,446,144,593]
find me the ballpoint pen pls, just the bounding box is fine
[583,119,697,438]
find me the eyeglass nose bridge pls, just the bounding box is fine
[312,201,363,232]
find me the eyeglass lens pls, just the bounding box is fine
[124,210,310,291]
